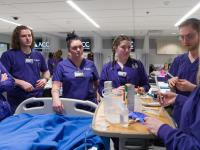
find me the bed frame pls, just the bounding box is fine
[14,97,97,117]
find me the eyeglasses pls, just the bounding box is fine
[178,33,197,41]
[70,45,83,51]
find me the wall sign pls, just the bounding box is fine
[34,38,50,51]
[82,38,91,52]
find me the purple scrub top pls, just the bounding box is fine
[98,58,150,96]
[52,58,99,103]
[0,49,48,111]
[158,86,200,150]
[169,52,199,96]
[48,58,55,76]
[0,62,14,119]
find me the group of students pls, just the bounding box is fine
[51,32,150,113]
[0,25,150,114]
[0,17,199,150]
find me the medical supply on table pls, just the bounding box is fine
[125,84,135,112]
[167,72,174,78]
[128,112,147,124]
[102,81,123,124]
[103,81,112,94]
[120,104,129,127]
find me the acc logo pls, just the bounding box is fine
[82,41,90,50]
[35,42,50,49]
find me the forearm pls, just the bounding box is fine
[158,124,200,150]
[188,83,197,92]
[42,70,50,82]
[51,81,61,102]
[14,78,25,86]
[52,88,60,102]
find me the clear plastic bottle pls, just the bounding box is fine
[120,104,129,127]
[125,84,135,112]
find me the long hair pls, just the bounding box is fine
[112,35,131,67]
[11,25,35,50]
[65,31,82,50]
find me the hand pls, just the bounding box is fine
[52,99,64,113]
[135,87,145,94]
[157,92,177,106]
[176,79,196,92]
[1,73,8,81]
[35,78,47,89]
[20,81,34,92]
[112,86,125,95]
[168,77,178,88]
[144,117,164,135]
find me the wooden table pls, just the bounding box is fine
[92,95,176,149]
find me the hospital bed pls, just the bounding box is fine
[15,97,97,116]
[0,97,109,150]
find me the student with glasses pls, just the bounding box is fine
[51,31,99,113]
[144,38,200,149]
[168,18,200,97]
[167,18,200,126]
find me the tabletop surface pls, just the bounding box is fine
[92,95,176,138]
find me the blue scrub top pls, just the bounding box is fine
[98,58,150,96]
[52,58,99,103]
[0,49,48,110]
[158,86,200,150]
[169,52,199,96]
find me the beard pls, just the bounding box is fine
[183,42,199,51]
[187,44,198,51]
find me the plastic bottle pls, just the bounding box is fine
[102,81,113,119]
[120,104,129,127]
[125,84,135,112]
[103,81,112,94]
[103,81,122,124]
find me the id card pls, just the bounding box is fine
[25,58,33,63]
[118,71,127,77]
[74,71,84,77]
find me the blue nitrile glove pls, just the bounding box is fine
[128,112,147,124]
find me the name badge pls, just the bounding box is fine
[118,71,127,77]
[74,71,84,78]
[25,58,33,63]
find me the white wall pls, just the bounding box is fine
[149,48,177,65]
[156,38,186,55]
